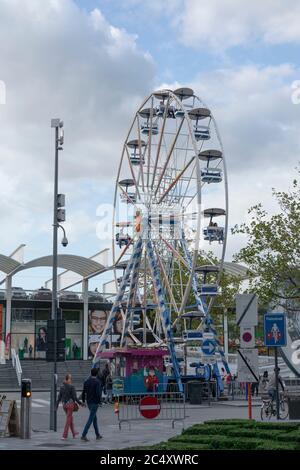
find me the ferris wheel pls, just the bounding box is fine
[94,87,230,390]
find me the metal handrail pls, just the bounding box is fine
[11,348,22,386]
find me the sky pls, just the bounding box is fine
[0,0,300,290]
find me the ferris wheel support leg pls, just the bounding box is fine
[146,240,183,394]
[181,234,231,376]
[213,363,224,394]
[204,317,231,376]
[121,244,143,347]
[93,238,143,365]
[181,236,205,314]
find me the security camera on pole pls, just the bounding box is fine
[49,118,68,432]
[236,294,259,419]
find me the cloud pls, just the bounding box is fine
[178,0,300,50]
[0,0,155,254]
[158,62,300,258]
[190,64,300,172]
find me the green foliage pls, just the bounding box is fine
[128,419,300,450]
[232,172,300,306]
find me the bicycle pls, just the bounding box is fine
[260,393,289,420]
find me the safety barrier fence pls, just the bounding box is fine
[116,391,185,429]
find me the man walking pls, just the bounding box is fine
[81,368,102,441]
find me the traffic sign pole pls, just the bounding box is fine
[263,313,286,420]
[275,347,280,420]
[248,383,252,420]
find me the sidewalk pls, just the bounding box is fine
[0,402,261,450]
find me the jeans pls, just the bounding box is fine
[82,403,100,437]
[268,389,275,401]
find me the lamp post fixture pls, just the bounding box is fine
[49,118,66,431]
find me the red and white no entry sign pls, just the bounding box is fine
[139,396,161,419]
[240,326,255,348]
[242,331,252,343]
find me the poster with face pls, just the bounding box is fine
[89,309,108,336]
[88,309,133,357]
[88,310,107,358]
[35,326,47,358]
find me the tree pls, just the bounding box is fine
[232,172,300,310]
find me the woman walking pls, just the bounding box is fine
[56,373,82,440]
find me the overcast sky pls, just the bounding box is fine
[0,0,299,289]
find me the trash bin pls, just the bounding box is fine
[188,381,204,404]
[287,396,300,419]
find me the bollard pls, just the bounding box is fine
[20,379,32,439]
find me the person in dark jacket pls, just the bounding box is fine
[56,373,82,440]
[98,363,110,397]
[81,368,103,441]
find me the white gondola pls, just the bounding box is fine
[139,107,159,135]
[115,221,132,247]
[182,330,203,341]
[202,208,225,244]
[127,139,146,166]
[120,192,136,204]
[141,122,159,135]
[174,108,185,118]
[156,104,176,118]
[173,87,194,119]
[199,283,220,296]
[194,125,210,141]
[188,107,211,141]
[201,167,222,183]
[130,155,145,165]
[115,233,132,247]
[203,226,224,243]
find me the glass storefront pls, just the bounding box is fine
[11,308,35,359]
[10,307,83,359]
[63,309,83,360]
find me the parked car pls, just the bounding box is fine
[58,290,80,301]
[31,287,52,300]
[11,287,28,299]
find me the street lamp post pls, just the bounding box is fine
[49,118,65,431]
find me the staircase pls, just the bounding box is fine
[0,361,19,391]
[0,360,93,391]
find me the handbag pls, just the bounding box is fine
[73,402,79,412]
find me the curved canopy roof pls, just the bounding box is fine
[223,262,250,279]
[0,254,21,274]
[14,255,105,278]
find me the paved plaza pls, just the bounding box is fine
[0,392,262,450]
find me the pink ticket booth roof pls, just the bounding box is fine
[97,347,169,376]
